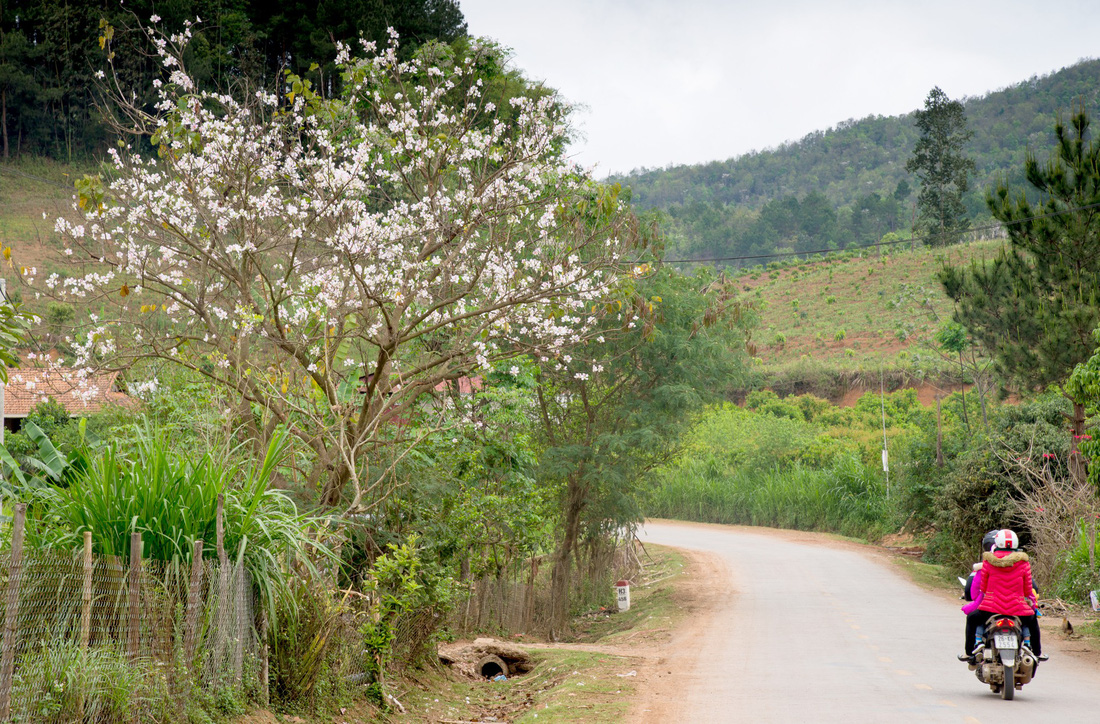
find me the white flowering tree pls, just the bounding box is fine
[47,23,644,507]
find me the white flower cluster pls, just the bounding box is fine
[54,26,638,409]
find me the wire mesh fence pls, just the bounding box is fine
[450,536,644,637]
[0,537,261,722]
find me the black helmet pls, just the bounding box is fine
[981,529,999,553]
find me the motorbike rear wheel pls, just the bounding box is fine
[1001,664,1015,700]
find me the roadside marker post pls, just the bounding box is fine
[616,580,631,612]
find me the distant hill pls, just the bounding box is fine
[617,59,1100,263]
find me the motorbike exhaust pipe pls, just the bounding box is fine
[1018,655,1035,685]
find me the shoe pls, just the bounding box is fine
[1037,653,1049,661]
[957,653,970,662]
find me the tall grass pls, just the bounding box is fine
[12,641,148,722]
[647,454,891,539]
[26,426,329,618]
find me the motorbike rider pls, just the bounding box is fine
[959,529,1046,664]
[961,529,999,602]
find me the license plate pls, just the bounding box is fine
[994,634,1018,650]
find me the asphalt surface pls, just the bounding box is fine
[637,520,1100,723]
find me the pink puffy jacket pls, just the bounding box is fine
[978,550,1034,616]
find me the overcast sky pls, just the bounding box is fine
[459,0,1100,177]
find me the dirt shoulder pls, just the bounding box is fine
[384,545,690,723]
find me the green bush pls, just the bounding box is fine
[744,390,804,421]
[360,537,451,706]
[922,394,1073,568]
[1050,521,1100,603]
[852,388,929,430]
[2,398,80,467]
[791,394,832,423]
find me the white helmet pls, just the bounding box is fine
[994,529,1019,551]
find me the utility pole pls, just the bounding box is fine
[0,278,6,445]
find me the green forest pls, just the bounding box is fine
[0,0,466,160]
[616,59,1100,264]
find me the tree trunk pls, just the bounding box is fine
[1069,400,1087,486]
[935,395,944,468]
[549,474,585,638]
[958,353,970,432]
[977,377,989,432]
[320,459,350,507]
[1,89,8,160]
[972,352,989,432]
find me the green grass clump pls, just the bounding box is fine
[26,426,327,619]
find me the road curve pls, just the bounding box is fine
[636,520,1100,723]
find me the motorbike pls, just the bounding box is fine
[966,614,1037,700]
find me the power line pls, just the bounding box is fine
[6,163,1100,265]
[0,165,74,191]
[663,199,1100,264]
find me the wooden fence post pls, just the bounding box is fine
[0,503,27,721]
[216,495,227,569]
[81,531,93,648]
[259,612,270,706]
[232,540,246,686]
[525,556,539,632]
[128,531,141,663]
[78,530,94,722]
[183,540,203,663]
[215,494,230,681]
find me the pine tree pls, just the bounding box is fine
[906,87,976,246]
[939,109,1100,482]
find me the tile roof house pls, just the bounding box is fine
[432,376,483,395]
[1,368,133,431]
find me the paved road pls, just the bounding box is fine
[637,520,1100,723]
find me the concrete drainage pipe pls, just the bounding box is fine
[476,654,510,679]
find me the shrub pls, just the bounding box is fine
[925,394,1073,570]
[1050,521,1100,603]
[744,390,804,421]
[791,394,832,422]
[24,397,72,441]
[360,538,451,706]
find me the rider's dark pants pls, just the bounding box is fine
[964,611,1042,655]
